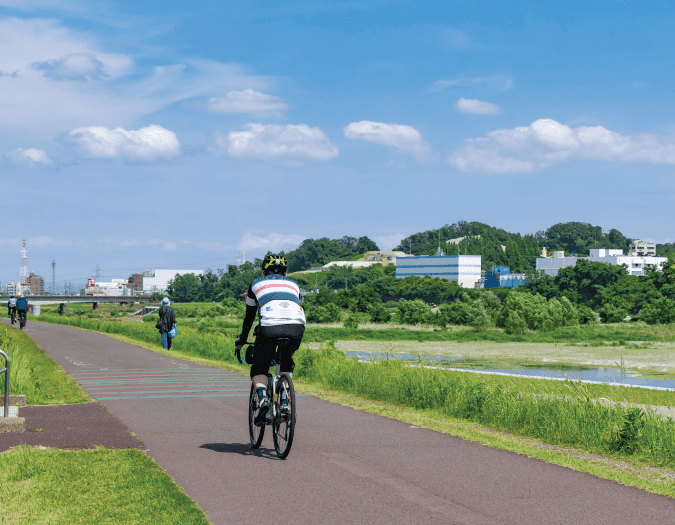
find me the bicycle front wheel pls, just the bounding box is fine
[272,373,296,459]
[248,384,265,449]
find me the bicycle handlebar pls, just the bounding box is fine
[234,341,254,364]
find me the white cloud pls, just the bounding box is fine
[0,235,84,249]
[0,18,272,136]
[33,53,108,81]
[68,125,181,161]
[239,233,306,252]
[217,124,338,163]
[194,89,288,118]
[373,233,406,252]
[455,98,502,115]
[431,75,513,92]
[343,120,429,159]
[448,118,675,174]
[5,147,52,165]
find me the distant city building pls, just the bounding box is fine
[85,279,133,296]
[28,272,44,295]
[483,266,525,289]
[536,247,667,277]
[5,282,22,295]
[628,239,656,257]
[142,269,204,293]
[395,255,481,288]
[128,273,143,293]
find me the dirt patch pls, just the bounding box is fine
[0,402,143,451]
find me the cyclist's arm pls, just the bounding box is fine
[237,285,258,343]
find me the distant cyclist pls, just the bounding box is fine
[234,254,306,423]
[7,295,17,323]
[16,295,29,328]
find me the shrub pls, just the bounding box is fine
[397,299,429,325]
[468,302,494,331]
[638,296,675,325]
[368,303,391,323]
[578,306,599,325]
[504,311,528,335]
[598,303,628,323]
[343,314,359,329]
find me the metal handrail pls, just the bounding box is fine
[0,350,9,418]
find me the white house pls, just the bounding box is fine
[536,247,667,277]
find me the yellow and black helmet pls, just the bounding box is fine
[262,253,287,275]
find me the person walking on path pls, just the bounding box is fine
[156,297,176,350]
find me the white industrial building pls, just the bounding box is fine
[395,255,482,288]
[536,246,667,277]
[85,279,133,296]
[142,269,204,293]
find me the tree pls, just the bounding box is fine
[355,236,379,253]
[168,273,202,302]
[638,297,675,325]
[369,303,391,323]
[397,299,429,324]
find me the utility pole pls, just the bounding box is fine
[20,239,28,293]
[51,260,56,294]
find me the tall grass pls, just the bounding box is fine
[38,315,241,366]
[294,344,675,468]
[0,325,90,405]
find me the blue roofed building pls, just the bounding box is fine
[483,266,525,289]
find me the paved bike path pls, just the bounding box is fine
[11,319,675,524]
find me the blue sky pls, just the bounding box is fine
[2,0,675,287]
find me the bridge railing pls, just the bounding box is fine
[0,350,9,418]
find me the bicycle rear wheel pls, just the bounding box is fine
[248,384,265,449]
[272,373,296,459]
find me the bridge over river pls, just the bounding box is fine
[0,295,151,315]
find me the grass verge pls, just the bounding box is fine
[0,323,90,405]
[0,446,209,524]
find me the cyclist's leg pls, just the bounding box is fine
[278,336,303,376]
[250,333,277,387]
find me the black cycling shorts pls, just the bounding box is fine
[250,325,304,379]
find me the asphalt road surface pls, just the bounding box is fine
[7,319,675,524]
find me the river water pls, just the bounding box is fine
[344,351,675,391]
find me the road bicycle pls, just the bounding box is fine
[10,309,16,325]
[236,340,296,459]
[18,310,26,330]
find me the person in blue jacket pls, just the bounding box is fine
[16,295,29,328]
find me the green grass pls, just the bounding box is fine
[293,344,675,468]
[0,445,209,524]
[0,324,90,405]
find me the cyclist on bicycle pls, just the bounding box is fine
[16,295,29,327]
[7,295,17,320]
[235,254,306,423]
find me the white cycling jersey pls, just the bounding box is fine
[8,298,17,307]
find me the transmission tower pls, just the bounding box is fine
[20,239,28,292]
[95,264,100,279]
[52,260,56,294]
